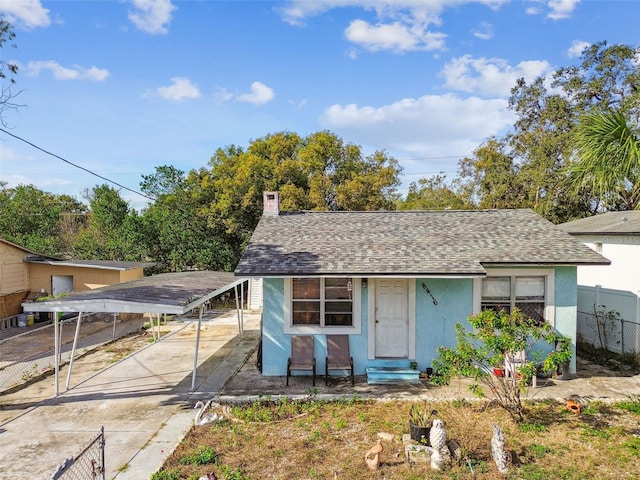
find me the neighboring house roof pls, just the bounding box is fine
[558,211,640,236]
[27,259,156,271]
[235,209,609,277]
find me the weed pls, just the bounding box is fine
[623,437,640,457]
[21,363,39,382]
[220,465,249,480]
[580,425,609,439]
[451,398,470,408]
[150,470,179,480]
[528,443,554,458]
[179,445,218,466]
[520,422,546,433]
[117,463,130,472]
[616,395,640,415]
[335,418,348,429]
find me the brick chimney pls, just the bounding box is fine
[263,191,280,216]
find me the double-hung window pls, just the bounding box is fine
[291,277,353,327]
[285,277,361,334]
[481,275,546,324]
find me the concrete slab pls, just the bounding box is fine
[0,311,262,480]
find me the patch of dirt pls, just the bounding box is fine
[158,398,640,480]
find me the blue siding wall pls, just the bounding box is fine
[261,278,287,376]
[261,270,578,376]
[554,266,578,372]
[414,278,474,371]
[261,277,475,376]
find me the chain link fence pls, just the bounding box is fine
[51,426,106,480]
[0,313,144,394]
[577,308,640,369]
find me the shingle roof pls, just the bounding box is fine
[235,209,609,276]
[27,259,156,270]
[558,211,640,235]
[24,271,243,314]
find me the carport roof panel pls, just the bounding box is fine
[24,271,244,314]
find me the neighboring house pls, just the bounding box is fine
[558,211,640,354]
[0,239,57,318]
[0,237,154,320]
[235,192,609,378]
[558,211,640,293]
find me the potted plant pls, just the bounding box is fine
[408,402,438,443]
[542,336,573,380]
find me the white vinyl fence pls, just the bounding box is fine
[577,285,640,356]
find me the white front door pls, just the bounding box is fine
[374,278,409,358]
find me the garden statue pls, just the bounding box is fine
[364,439,383,471]
[194,400,221,426]
[491,424,509,474]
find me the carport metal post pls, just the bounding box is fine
[65,312,84,391]
[234,284,244,339]
[191,305,205,390]
[53,310,60,396]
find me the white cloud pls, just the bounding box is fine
[127,0,176,35]
[0,0,50,29]
[525,0,580,20]
[236,82,275,105]
[441,55,552,97]
[155,77,201,101]
[279,1,509,26]
[567,40,590,58]
[320,93,514,158]
[25,61,110,81]
[345,19,446,52]
[472,21,493,40]
[279,1,508,53]
[547,0,580,20]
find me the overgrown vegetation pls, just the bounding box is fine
[154,397,640,480]
[431,309,572,421]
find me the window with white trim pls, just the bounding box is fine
[291,277,353,327]
[481,275,546,323]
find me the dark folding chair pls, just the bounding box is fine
[325,334,354,385]
[287,335,316,386]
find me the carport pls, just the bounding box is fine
[21,271,248,396]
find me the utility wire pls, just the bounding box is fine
[0,127,156,201]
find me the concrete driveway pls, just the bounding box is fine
[0,310,261,480]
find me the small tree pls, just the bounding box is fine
[432,309,572,422]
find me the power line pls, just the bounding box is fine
[0,127,155,201]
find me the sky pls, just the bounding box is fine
[0,0,638,211]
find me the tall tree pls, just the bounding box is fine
[71,185,146,261]
[0,17,21,126]
[0,183,65,254]
[566,109,640,210]
[400,174,470,210]
[458,41,640,221]
[458,138,526,209]
[199,130,402,259]
[139,166,235,272]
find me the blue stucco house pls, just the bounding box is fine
[234,192,609,381]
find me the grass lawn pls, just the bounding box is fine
[153,396,640,480]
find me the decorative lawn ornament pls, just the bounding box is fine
[565,395,585,414]
[429,418,446,451]
[194,400,221,425]
[364,439,383,471]
[491,424,509,474]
